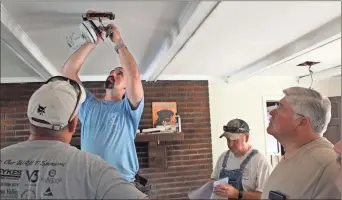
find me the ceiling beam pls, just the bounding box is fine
[0,77,44,84]
[297,65,341,84]
[143,1,220,81]
[157,74,213,81]
[79,75,108,82]
[1,38,46,80]
[79,74,214,82]
[1,3,59,80]
[225,15,341,84]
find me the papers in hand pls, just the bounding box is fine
[188,181,213,199]
[211,177,229,199]
[187,178,229,200]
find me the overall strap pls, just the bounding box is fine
[221,150,231,168]
[240,149,258,170]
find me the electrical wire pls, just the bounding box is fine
[308,65,314,89]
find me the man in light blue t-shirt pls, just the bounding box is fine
[61,23,144,183]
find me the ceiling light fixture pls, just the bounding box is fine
[296,61,321,88]
[296,61,320,67]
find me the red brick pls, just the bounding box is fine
[156,186,196,195]
[1,125,5,132]
[16,107,28,113]
[160,88,179,93]
[181,123,195,129]
[189,154,212,160]
[6,113,27,119]
[0,120,14,125]
[186,102,202,107]
[5,125,27,131]
[5,103,18,108]
[195,128,211,133]
[182,158,212,166]
[15,130,30,136]
[144,88,162,93]
[179,108,195,113]
[0,131,15,137]
[167,155,190,161]
[197,148,212,154]
[157,193,186,199]
[165,169,210,178]
[15,119,29,125]
[181,119,195,124]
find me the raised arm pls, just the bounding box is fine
[109,24,144,109]
[61,42,97,85]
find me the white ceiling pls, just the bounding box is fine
[0,0,195,82]
[1,41,42,78]
[260,38,341,76]
[0,1,341,84]
[162,1,341,81]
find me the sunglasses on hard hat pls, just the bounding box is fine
[45,76,82,121]
[223,126,249,133]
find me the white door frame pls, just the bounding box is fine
[262,95,283,157]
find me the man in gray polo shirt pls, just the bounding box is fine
[0,76,147,199]
[211,119,272,199]
[262,87,340,199]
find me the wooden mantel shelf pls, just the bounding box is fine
[70,132,185,169]
[135,132,184,142]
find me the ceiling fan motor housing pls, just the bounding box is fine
[66,12,115,51]
[66,21,99,51]
[80,21,98,43]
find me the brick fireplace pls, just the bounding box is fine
[0,80,213,199]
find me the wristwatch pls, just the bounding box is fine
[114,42,127,54]
[238,190,243,200]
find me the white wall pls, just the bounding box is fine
[299,76,341,97]
[208,76,341,167]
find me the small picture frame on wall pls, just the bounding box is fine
[152,102,177,128]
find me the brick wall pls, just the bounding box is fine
[0,81,212,199]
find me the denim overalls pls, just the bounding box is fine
[219,149,258,192]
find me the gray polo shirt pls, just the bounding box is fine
[261,137,340,199]
[0,140,147,199]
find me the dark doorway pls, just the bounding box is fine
[323,96,341,144]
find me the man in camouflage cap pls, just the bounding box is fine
[211,118,272,199]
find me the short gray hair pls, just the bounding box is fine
[283,87,331,136]
[29,124,67,136]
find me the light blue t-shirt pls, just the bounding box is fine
[79,89,144,182]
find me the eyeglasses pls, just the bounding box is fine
[274,103,306,118]
[45,76,82,121]
[273,103,285,114]
[223,126,249,133]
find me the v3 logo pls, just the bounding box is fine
[26,170,39,183]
